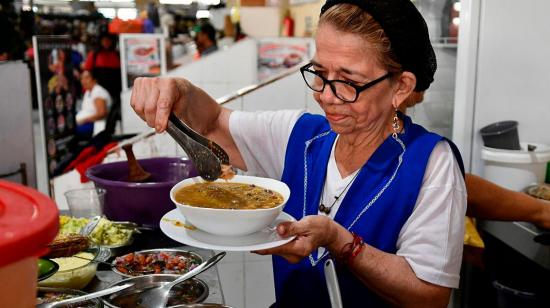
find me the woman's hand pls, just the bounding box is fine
[130,77,190,132]
[129,76,247,170]
[254,215,339,263]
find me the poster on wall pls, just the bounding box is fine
[33,35,79,189]
[257,38,313,81]
[120,34,167,91]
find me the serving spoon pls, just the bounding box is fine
[136,251,226,307]
[122,143,152,182]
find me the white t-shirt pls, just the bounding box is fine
[229,109,467,288]
[76,84,112,135]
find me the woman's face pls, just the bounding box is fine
[80,71,94,90]
[312,24,396,136]
[101,37,113,50]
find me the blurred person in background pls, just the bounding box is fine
[140,10,155,34]
[82,32,121,131]
[76,70,112,137]
[193,22,218,57]
[82,32,121,101]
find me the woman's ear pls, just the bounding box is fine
[392,71,416,109]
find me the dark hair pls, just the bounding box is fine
[199,23,217,44]
[320,0,437,91]
[319,4,402,75]
[97,32,117,51]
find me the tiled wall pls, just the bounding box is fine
[217,251,275,308]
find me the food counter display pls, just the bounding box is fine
[39,215,224,307]
[92,230,224,305]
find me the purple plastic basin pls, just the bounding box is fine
[86,157,197,227]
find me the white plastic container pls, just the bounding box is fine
[481,143,550,191]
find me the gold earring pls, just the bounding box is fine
[392,108,400,138]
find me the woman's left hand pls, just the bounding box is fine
[253,215,338,263]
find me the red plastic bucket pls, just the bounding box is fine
[0,180,59,308]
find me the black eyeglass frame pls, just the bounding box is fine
[300,62,393,103]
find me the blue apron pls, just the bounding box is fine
[272,112,464,307]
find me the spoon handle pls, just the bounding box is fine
[80,215,101,236]
[48,283,133,308]
[163,251,226,290]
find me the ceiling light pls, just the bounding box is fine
[453,2,461,12]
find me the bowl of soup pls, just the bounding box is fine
[170,175,290,236]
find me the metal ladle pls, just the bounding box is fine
[165,113,230,181]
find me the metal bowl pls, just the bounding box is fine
[37,287,104,307]
[103,274,209,308]
[111,248,203,278]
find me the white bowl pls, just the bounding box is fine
[170,175,291,236]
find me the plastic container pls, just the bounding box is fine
[481,143,550,191]
[65,188,106,218]
[480,121,521,150]
[0,180,59,308]
[86,157,197,227]
[493,281,538,308]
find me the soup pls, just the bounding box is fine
[174,182,284,210]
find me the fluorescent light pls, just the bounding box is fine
[118,8,137,20]
[159,0,192,4]
[196,10,210,19]
[453,2,461,12]
[98,8,116,19]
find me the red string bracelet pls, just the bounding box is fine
[337,232,364,265]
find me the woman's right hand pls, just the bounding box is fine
[130,77,190,133]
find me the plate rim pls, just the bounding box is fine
[37,258,59,282]
[159,209,296,252]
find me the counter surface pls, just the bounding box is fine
[479,220,550,270]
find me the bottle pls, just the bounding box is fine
[282,10,294,37]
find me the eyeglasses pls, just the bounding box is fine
[300,62,392,103]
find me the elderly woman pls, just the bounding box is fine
[130,0,466,306]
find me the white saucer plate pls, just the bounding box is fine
[159,209,296,251]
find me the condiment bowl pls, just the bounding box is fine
[111,248,203,278]
[38,245,110,290]
[103,274,208,308]
[37,287,103,307]
[170,175,290,236]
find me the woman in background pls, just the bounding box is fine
[76,70,112,137]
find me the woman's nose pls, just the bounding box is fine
[319,83,342,105]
